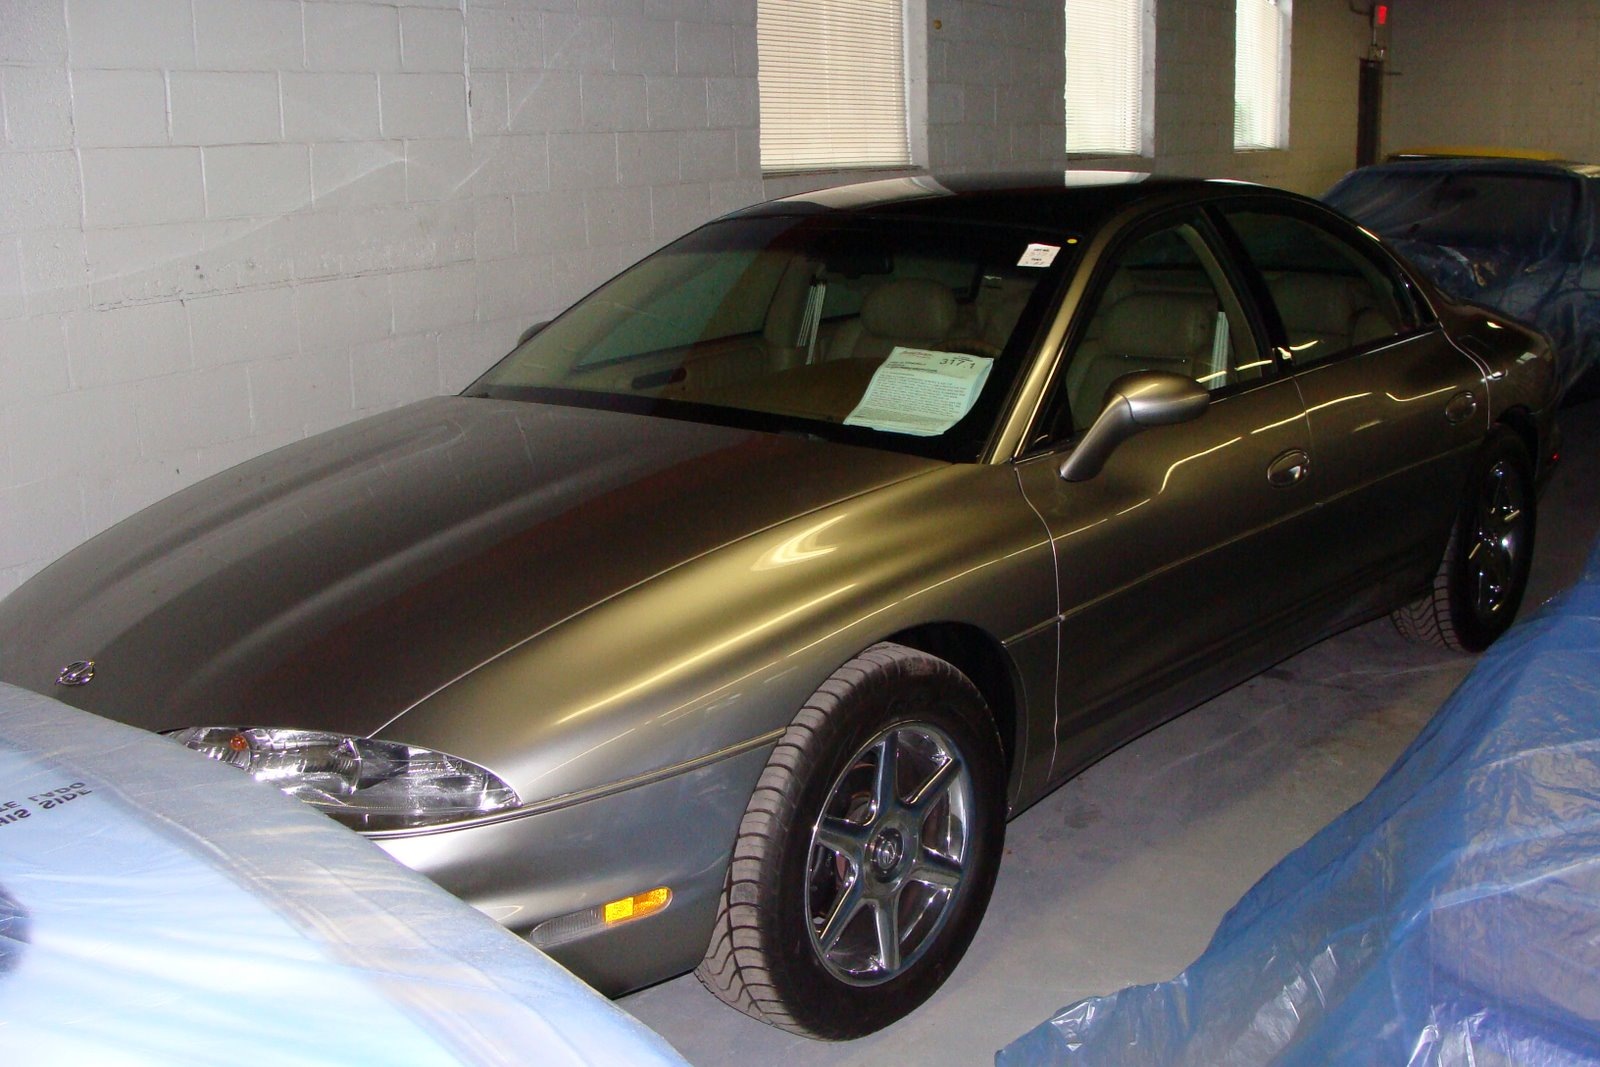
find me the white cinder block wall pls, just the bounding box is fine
[0,0,771,598]
[1,0,1366,600]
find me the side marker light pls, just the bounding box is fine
[530,887,674,950]
[604,887,671,925]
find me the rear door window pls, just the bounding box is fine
[1221,208,1418,369]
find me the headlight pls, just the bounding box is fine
[166,727,520,832]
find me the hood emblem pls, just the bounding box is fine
[56,661,96,687]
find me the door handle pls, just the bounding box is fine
[1445,391,1478,425]
[1267,448,1310,487]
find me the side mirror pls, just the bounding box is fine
[1059,371,1211,482]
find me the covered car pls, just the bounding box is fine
[0,682,685,1066]
[0,173,1561,1039]
[1325,155,1600,399]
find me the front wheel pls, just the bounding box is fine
[1393,429,1536,652]
[696,642,1005,1039]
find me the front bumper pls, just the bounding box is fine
[374,740,775,995]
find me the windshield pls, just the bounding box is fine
[466,213,1076,461]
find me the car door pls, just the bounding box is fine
[1214,200,1488,623]
[1013,210,1319,786]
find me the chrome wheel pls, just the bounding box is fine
[1392,430,1536,653]
[805,723,973,986]
[697,642,1004,1038]
[1466,457,1529,624]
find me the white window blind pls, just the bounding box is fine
[1234,0,1291,150]
[1064,0,1152,156]
[758,0,911,171]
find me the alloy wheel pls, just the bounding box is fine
[804,722,973,986]
[1467,457,1528,623]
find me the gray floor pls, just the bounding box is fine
[622,397,1600,1067]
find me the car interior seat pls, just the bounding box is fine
[1266,271,1396,361]
[823,277,960,363]
[1065,290,1219,429]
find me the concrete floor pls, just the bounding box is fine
[622,396,1600,1067]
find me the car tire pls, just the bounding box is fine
[695,642,1005,1039]
[1392,429,1536,652]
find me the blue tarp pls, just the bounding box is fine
[1000,536,1600,1066]
[0,685,688,1067]
[1326,160,1600,400]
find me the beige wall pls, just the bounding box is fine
[1384,0,1600,161]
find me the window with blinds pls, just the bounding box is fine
[1234,0,1292,150]
[757,0,911,172]
[1064,0,1152,157]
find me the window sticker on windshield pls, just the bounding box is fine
[844,347,995,437]
[1017,243,1060,268]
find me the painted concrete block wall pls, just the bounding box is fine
[927,0,1067,173]
[1384,1,1600,162]
[0,0,766,599]
[3,0,1366,600]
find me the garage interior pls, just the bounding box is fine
[3,0,1599,1062]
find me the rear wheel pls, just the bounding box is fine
[1393,429,1536,652]
[696,642,1005,1039]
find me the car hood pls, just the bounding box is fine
[0,396,939,735]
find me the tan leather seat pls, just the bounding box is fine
[1267,271,1395,360]
[824,278,960,362]
[1066,291,1219,428]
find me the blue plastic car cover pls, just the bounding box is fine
[999,535,1600,1067]
[1325,160,1600,399]
[0,684,688,1067]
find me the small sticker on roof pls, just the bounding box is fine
[1018,243,1060,268]
[844,347,994,437]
